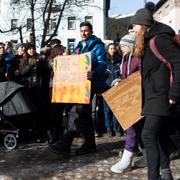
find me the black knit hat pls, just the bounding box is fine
[130,8,154,26]
[25,43,35,51]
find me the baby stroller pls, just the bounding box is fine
[0,81,37,150]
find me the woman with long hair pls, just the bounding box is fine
[130,3,180,180]
[103,43,122,136]
[47,44,67,144]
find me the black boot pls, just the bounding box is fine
[76,142,96,155]
[76,126,96,155]
[47,130,57,144]
[49,131,75,156]
[133,149,147,168]
[47,129,60,144]
[161,168,174,180]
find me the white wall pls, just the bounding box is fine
[154,0,180,34]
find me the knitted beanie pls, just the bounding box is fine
[25,43,35,51]
[119,34,136,49]
[130,8,154,26]
[16,43,26,50]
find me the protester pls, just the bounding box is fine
[111,33,142,173]
[49,38,61,49]
[4,41,15,55]
[103,43,123,136]
[49,21,107,156]
[129,3,180,180]
[0,42,14,81]
[46,44,67,144]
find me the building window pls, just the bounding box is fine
[85,16,93,25]
[26,0,32,5]
[68,39,76,53]
[68,17,76,30]
[11,19,18,29]
[77,0,84,2]
[45,0,56,3]
[11,0,19,4]
[27,18,33,31]
[47,18,57,33]
[85,0,94,2]
[67,0,76,4]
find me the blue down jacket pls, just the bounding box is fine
[73,35,108,93]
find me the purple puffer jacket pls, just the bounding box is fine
[120,55,141,80]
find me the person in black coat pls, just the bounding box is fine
[130,3,180,180]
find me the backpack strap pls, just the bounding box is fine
[150,36,174,85]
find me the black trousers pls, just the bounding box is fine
[142,115,171,180]
[66,103,95,144]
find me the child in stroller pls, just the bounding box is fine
[0,81,37,150]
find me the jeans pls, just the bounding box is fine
[142,115,171,180]
[103,99,119,130]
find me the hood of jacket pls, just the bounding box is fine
[145,21,175,41]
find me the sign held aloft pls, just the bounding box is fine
[52,52,91,104]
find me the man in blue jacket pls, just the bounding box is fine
[49,22,107,156]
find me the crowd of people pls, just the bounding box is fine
[1,2,180,180]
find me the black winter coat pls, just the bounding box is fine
[141,22,180,116]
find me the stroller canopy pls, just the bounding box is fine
[0,81,37,116]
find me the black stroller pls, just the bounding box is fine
[0,81,37,150]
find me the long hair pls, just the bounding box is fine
[134,25,150,59]
[48,44,64,61]
[106,42,121,64]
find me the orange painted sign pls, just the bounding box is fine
[52,52,91,104]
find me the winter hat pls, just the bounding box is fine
[119,34,136,50]
[16,43,26,50]
[130,2,156,26]
[25,43,35,51]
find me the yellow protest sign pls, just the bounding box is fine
[102,71,143,130]
[52,52,91,104]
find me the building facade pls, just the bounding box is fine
[0,0,110,51]
[154,0,180,34]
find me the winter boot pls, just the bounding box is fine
[109,127,116,136]
[47,129,59,144]
[161,168,174,180]
[49,131,75,156]
[76,142,96,155]
[111,149,133,173]
[132,149,147,168]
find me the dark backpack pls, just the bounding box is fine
[150,34,180,86]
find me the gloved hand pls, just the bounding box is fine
[111,78,121,86]
[87,71,97,81]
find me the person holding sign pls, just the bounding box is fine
[111,33,142,173]
[49,22,107,156]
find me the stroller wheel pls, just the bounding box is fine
[3,134,17,150]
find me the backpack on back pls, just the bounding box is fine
[150,34,180,85]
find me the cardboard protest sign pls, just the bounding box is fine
[102,71,143,130]
[52,52,91,104]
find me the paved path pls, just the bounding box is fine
[0,135,180,180]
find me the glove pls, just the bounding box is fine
[111,78,121,86]
[87,71,97,81]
